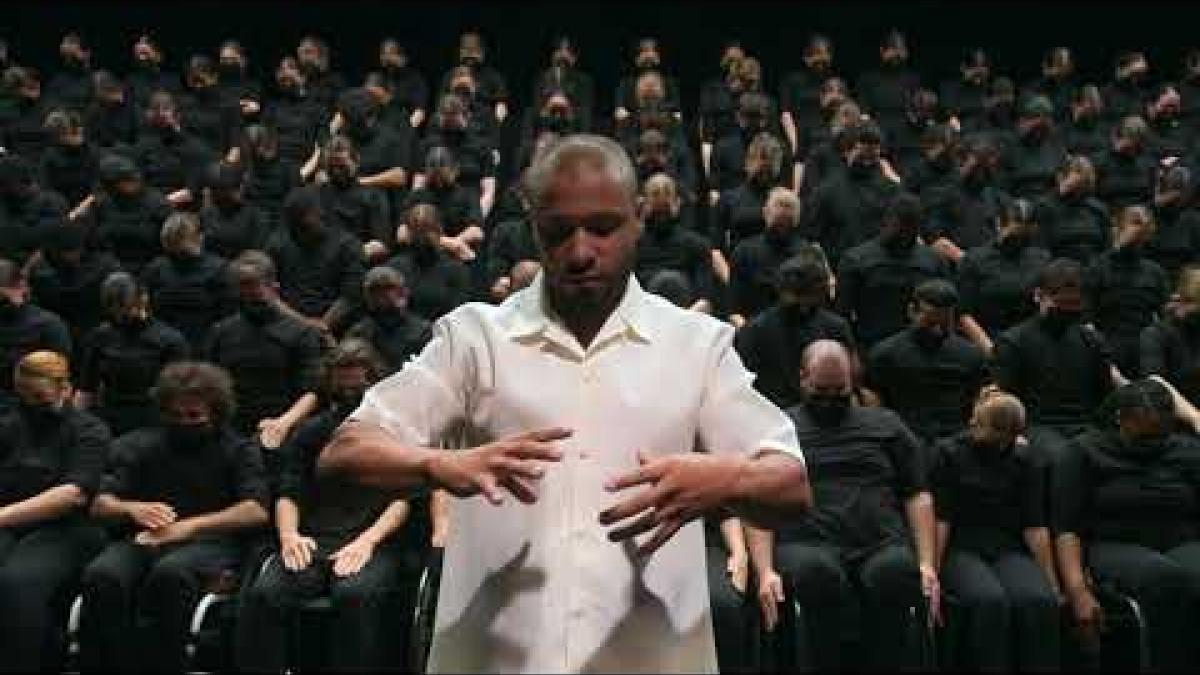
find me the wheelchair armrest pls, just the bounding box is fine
[67,594,84,655]
[189,592,233,639]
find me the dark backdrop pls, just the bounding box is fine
[8,0,1200,116]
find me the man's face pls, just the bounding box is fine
[59,126,84,148]
[297,40,322,69]
[1118,210,1154,247]
[911,300,955,337]
[534,166,640,312]
[410,211,443,245]
[881,43,907,65]
[162,395,214,428]
[380,42,406,69]
[133,39,159,66]
[764,193,799,230]
[745,147,773,182]
[236,276,272,303]
[219,46,244,70]
[327,151,358,182]
[113,177,142,198]
[642,181,677,218]
[1038,283,1082,314]
[637,143,668,172]
[15,372,68,408]
[804,45,832,71]
[147,99,178,129]
[369,285,407,312]
[329,364,370,400]
[849,140,882,168]
[276,60,303,89]
[60,36,86,64]
[440,107,467,131]
[635,43,660,70]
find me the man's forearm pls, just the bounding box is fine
[744,522,776,576]
[1025,526,1062,594]
[0,484,87,529]
[275,498,301,538]
[1055,532,1089,595]
[905,491,937,568]
[360,167,408,190]
[727,449,811,528]
[319,420,440,490]
[357,499,411,546]
[184,499,269,536]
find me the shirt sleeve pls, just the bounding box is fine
[64,414,112,502]
[1049,437,1086,536]
[695,324,803,464]
[101,435,141,497]
[929,442,955,523]
[231,437,270,509]
[348,309,476,447]
[1139,323,1169,377]
[291,325,324,395]
[1020,450,1049,529]
[886,415,930,498]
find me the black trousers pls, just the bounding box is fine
[705,543,754,674]
[78,537,242,673]
[775,541,923,672]
[235,539,412,673]
[941,548,1061,672]
[0,521,107,673]
[1088,541,1200,673]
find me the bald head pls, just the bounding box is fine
[800,339,853,395]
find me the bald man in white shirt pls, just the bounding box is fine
[320,133,811,673]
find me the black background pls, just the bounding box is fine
[8,0,1200,115]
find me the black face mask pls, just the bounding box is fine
[805,393,852,427]
[328,167,356,188]
[19,402,62,430]
[167,423,216,452]
[644,211,676,233]
[114,314,149,331]
[997,230,1030,253]
[1041,307,1080,334]
[370,306,407,329]
[218,62,243,79]
[765,227,793,248]
[540,112,571,133]
[1113,241,1145,261]
[880,228,917,254]
[331,388,366,413]
[913,325,949,351]
[848,158,879,178]
[239,298,276,325]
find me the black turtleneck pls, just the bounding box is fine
[957,239,1051,336]
[1083,246,1170,374]
[78,317,189,435]
[728,229,808,318]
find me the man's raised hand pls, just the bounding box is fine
[429,428,571,505]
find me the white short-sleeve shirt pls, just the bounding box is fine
[351,273,802,674]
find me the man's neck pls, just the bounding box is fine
[546,277,629,351]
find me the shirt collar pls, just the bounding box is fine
[504,272,656,351]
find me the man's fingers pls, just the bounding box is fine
[477,474,504,505]
[516,427,573,443]
[508,440,565,462]
[604,508,659,542]
[598,487,660,527]
[760,594,779,632]
[489,456,548,481]
[638,518,683,556]
[500,475,539,504]
[604,462,664,493]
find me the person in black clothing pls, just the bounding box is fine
[931,389,1062,672]
[714,132,785,251]
[441,32,509,130]
[345,267,431,375]
[1102,51,1153,127]
[238,124,301,233]
[317,135,392,260]
[1147,164,1200,280]
[85,70,137,149]
[295,36,345,113]
[0,154,68,265]
[415,94,497,217]
[266,186,366,335]
[1083,205,1171,375]
[0,258,72,412]
[125,34,178,114]
[635,174,717,314]
[405,146,483,263]
[735,253,852,408]
[237,338,425,672]
[330,87,413,195]
[1181,51,1200,135]
[517,90,584,173]
[531,36,594,133]
[836,192,949,348]
[199,161,271,260]
[141,211,234,350]
[991,258,1121,463]
[866,279,987,444]
[1025,47,1077,124]
[1001,95,1066,202]
[0,351,110,674]
[129,90,217,205]
[728,187,807,326]
[698,44,753,158]
[1,66,50,163]
[215,39,262,129]
[922,135,1006,266]
[614,37,682,124]
[976,76,1018,140]
[178,55,240,157]
[1034,155,1112,265]
[957,197,1051,353]
[1146,85,1193,161]
[77,272,188,435]
[941,48,992,133]
[1053,378,1200,671]
[1093,115,1156,209]
[900,122,958,199]
[263,56,325,169]
[778,35,839,159]
[809,121,903,266]
[795,82,860,196]
[1062,85,1109,158]
[386,203,471,322]
[858,30,921,144]
[29,221,120,350]
[363,71,413,139]
[81,361,270,673]
[203,251,321,446]
[749,339,938,672]
[1140,266,1200,403]
[38,110,99,208]
[78,154,171,276]
[45,32,94,113]
[709,91,787,195]
[378,38,429,130]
